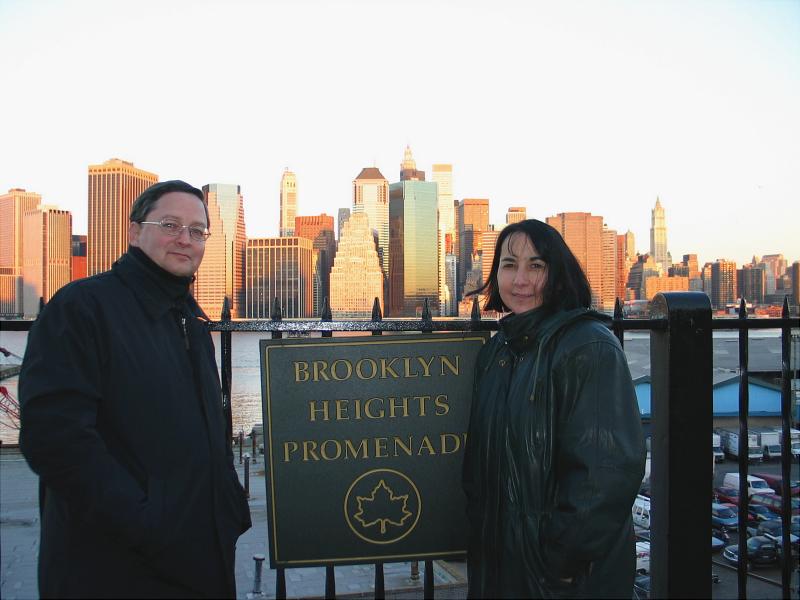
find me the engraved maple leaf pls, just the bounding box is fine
[354,479,412,534]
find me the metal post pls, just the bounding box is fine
[252,554,265,596]
[374,562,385,600]
[325,564,336,598]
[239,430,244,464]
[410,561,419,580]
[276,568,286,599]
[649,292,712,599]
[736,299,749,596]
[221,297,233,448]
[423,559,434,597]
[252,429,258,464]
[244,455,250,499]
[778,298,794,594]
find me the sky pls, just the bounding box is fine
[1,0,798,267]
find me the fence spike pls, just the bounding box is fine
[614,297,623,320]
[271,297,282,322]
[371,297,383,322]
[782,296,789,318]
[320,296,332,322]
[221,296,231,321]
[470,295,480,321]
[738,297,747,319]
[421,298,432,322]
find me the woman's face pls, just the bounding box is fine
[497,232,548,314]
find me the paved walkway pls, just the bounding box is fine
[1,446,467,599]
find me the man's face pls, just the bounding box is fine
[128,192,208,277]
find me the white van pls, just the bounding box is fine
[722,473,772,496]
[632,494,651,529]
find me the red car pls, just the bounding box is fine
[714,486,744,505]
[752,473,800,497]
[750,493,800,516]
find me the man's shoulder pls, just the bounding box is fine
[45,270,124,311]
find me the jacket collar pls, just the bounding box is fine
[113,247,204,321]
[500,306,601,354]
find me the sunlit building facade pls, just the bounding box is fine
[0,188,42,315]
[195,183,246,319]
[547,212,604,309]
[457,198,489,300]
[245,237,313,318]
[352,167,389,283]
[22,206,72,317]
[506,206,527,225]
[432,164,455,315]
[601,226,618,312]
[295,214,336,316]
[650,198,670,274]
[279,169,297,237]
[711,259,737,309]
[389,179,439,317]
[71,235,87,281]
[329,212,384,318]
[88,159,158,276]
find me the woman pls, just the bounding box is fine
[462,219,645,599]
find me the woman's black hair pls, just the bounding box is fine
[469,219,592,313]
[129,180,208,225]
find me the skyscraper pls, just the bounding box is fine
[389,178,439,317]
[245,237,313,318]
[481,228,500,292]
[546,212,604,308]
[352,167,389,282]
[601,226,618,311]
[711,259,737,309]
[399,145,425,181]
[71,235,87,282]
[649,198,669,274]
[737,264,766,305]
[432,164,455,316]
[329,212,384,318]
[457,199,489,300]
[337,208,350,241]
[279,169,297,237]
[0,188,42,315]
[22,205,72,317]
[615,234,629,302]
[194,183,246,319]
[295,214,336,316]
[88,159,158,276]
[506,206,527,225]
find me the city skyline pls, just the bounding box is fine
[1,0,798,267]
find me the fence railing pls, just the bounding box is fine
[3,292,798,598]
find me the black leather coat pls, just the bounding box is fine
[19,248,251,598]
[462,307,645,599]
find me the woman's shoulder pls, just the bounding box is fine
[554,313,621,353]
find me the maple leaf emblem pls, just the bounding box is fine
[354,479,412,534]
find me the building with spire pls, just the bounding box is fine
[279,169,297,237]
[400,145,425,181]
[329,212,384,318]
[352,167,389,285]
[194,183,246,319]
[88,159,158,276]
[0,188,42,315]
[649,198,670,274]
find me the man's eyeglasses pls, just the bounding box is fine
[139,219,211,242]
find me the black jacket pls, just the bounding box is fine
[462,307,645,599]
[19,248,251,599]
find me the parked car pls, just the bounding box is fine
[748,504,780,523]
[722,535,780,568]
[752,472,800,497]
[633,575,650,600]
[722,473,773,496]
[711,535,726,552]
[712,525,731,545]
[747,520,800,559]
[712,503,738,529]
[635,541,650,574]
[632,495,651,529]
[750,493,800,516]
[714,486,744,505]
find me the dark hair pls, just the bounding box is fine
[470,219,592,313]
[129,180,208,226]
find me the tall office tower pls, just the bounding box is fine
[71,235,87,281]
[615,235,629,304]
[601,226,618,311]
[432,164,455,316]
[457,199,490,300]
[711,259,737,309]
[480,228,500,291]
[22,206,72,317]
[244,237,313,318]
[194,184,246,319]
[388,178,439,317]
[329,212,384,318]
[352,167,389,283]
[760,254,787,294]
[279,169,297,237]
[506,206,527,225]
[649,198,669,274]
[337,208,350,241]
[546,212,604,308]
[88,159,158,276]
[625,254,660,301]
[0,188,42,315]
[624,230,636,261]
[399,145,425,181]
[737,265,766,305]
[701,262,713,296]
[295,214,336,316]
[792,262,800,313]
[445,253,458,316]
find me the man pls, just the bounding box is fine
[19,180,251,598]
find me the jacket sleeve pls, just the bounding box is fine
[18,289,162,554]
[540,336,645,579]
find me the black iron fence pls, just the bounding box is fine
[3,291,798,598]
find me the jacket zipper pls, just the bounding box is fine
[180,316,190,350]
